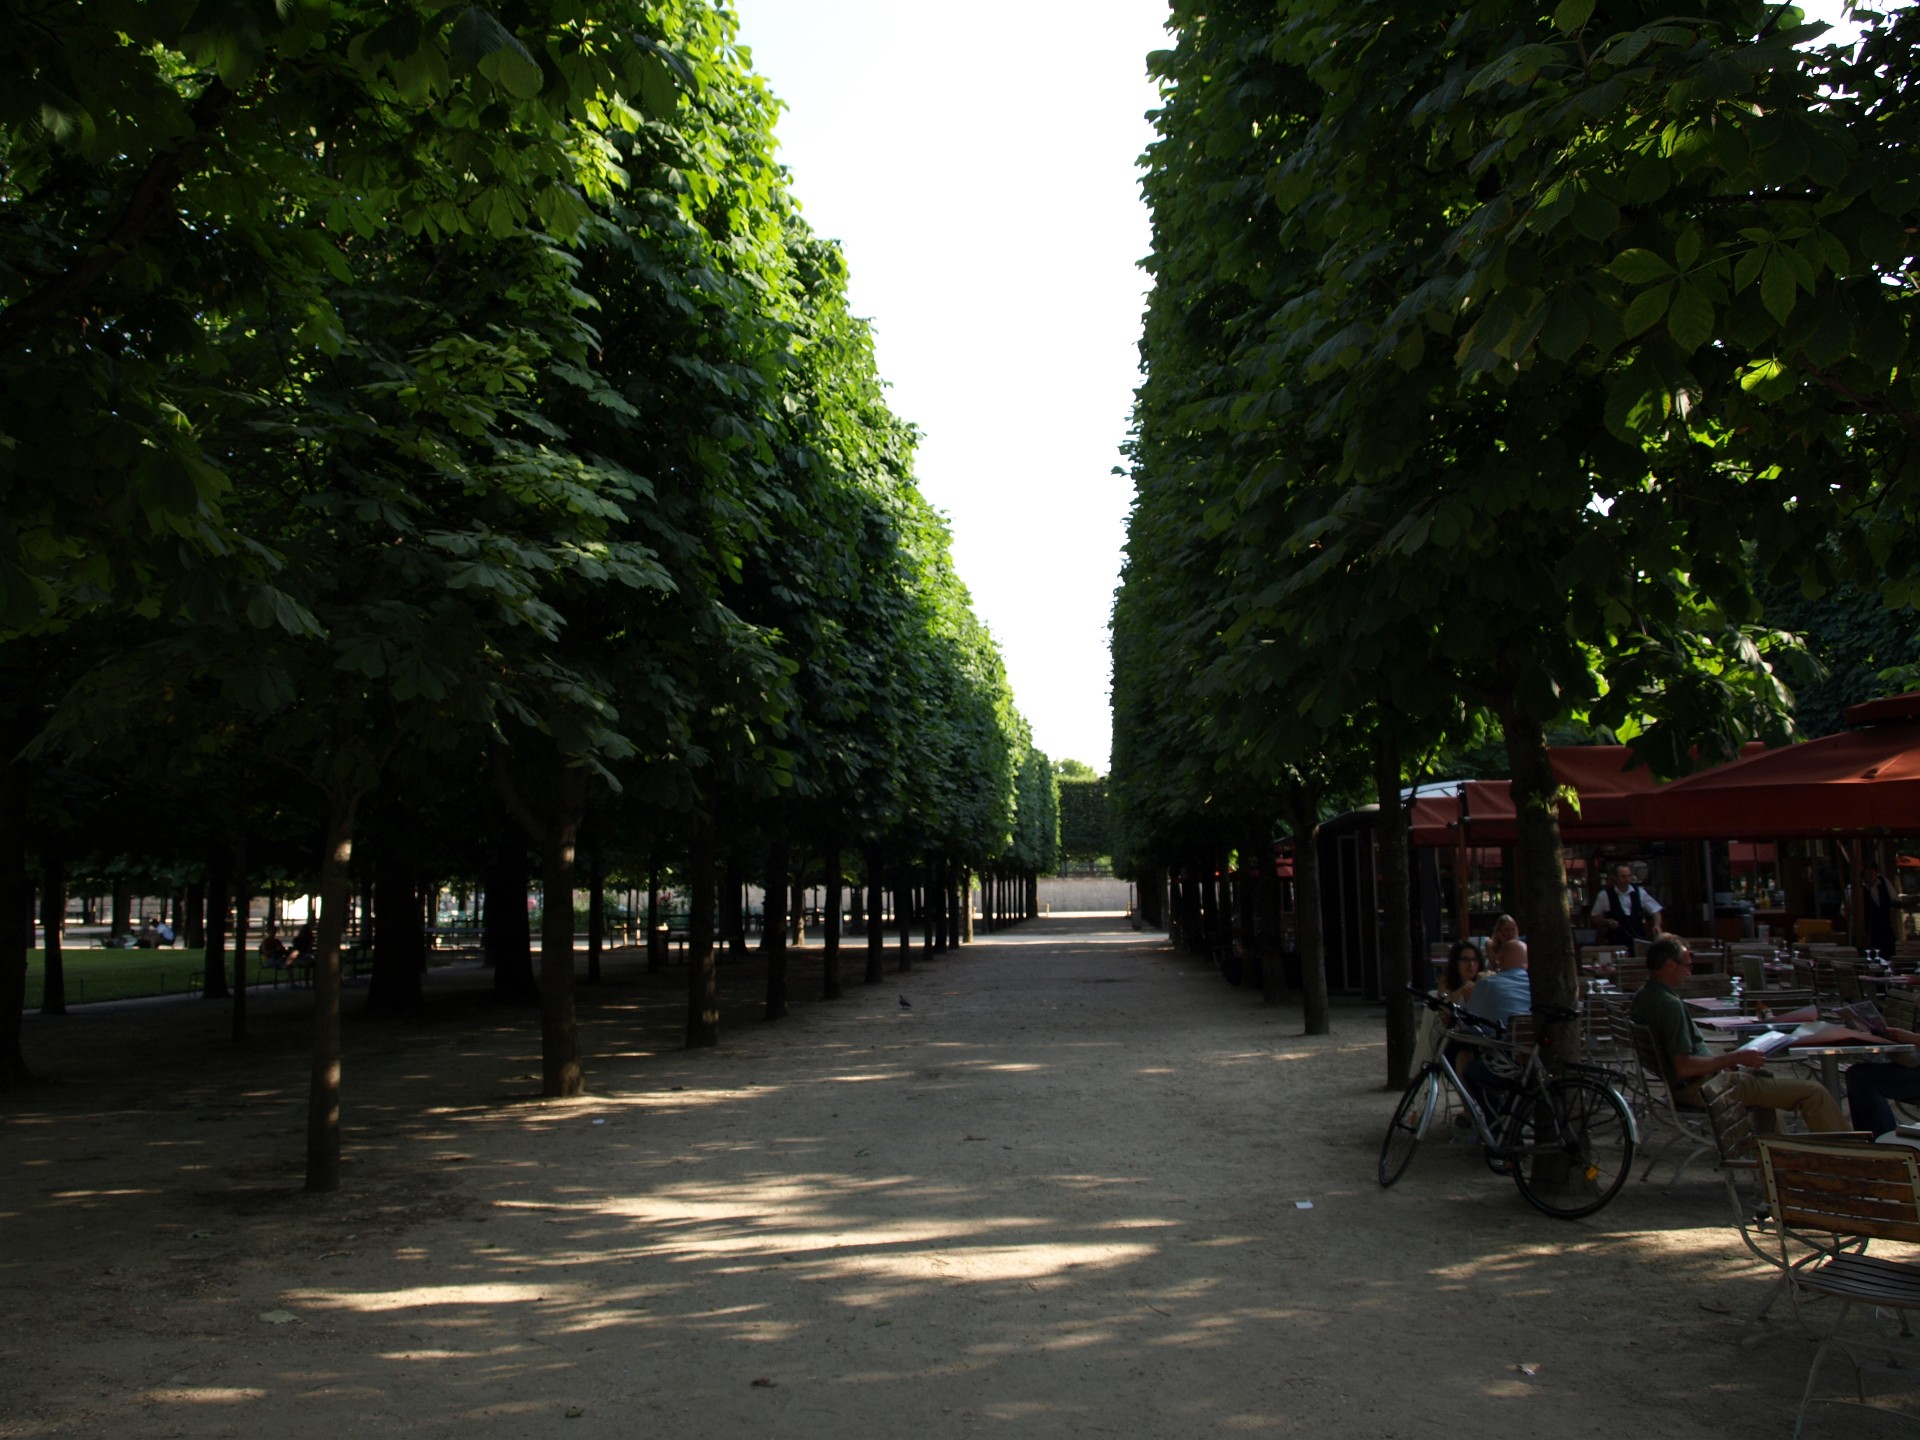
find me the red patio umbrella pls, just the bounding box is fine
[1460,746,1677,844]
[1631,694,1920,839]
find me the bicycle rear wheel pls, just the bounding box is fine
[1379,1067,1443,1187]
[1508,1076,1635,1219]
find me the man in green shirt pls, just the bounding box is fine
[1628,938,1846,1133]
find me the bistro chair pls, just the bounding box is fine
[1756,1137,1920,1437]
[1882,989,1918,1033]
[1829,959,1864,1004]
[1629,1021,1715,1190]
[1678,972,1735,1000]
[1703,1077,1874,1323]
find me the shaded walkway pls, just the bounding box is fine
[2,917,1910,1437]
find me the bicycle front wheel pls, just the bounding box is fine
[1507,1076,1634,1219]
[1379,1067,1442,1187]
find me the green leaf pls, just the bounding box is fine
[1573,189,1620,241]
[1624,153,1671,203]
[1673,227,1702,271]
[1760,253,1797,323]
[1554,0,1596,31]
[1537,293,1590,361]
[1666,281,1715,352]
[1622,282,1673,339]
[1610,248,1675,284]
[1759,126,1809,187]
[477,38,544,100]
[1739,356,1792,400]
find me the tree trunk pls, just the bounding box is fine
[686,812,719,1047]
[763,836,789,1021]
[536,821,584,1095]
[960,867,975,942]
[586,848,604,986]
[822,838,843,1000]
[39,848,66,1015]
[110,882,132,942]
[485,835,537,1004]
[1287,783,1330,1034]
[932,855,949,953]
[492,751,587,1096]
[727,855,748,956]
[204,844,231,1006]
[230,833,249,1043]
[646,857,664,973]
[921,859,935,955]
[1375,732,1416,1088]
[183,880,206,949]
[365,847,424,1016]
[0,758,31,1086]
[305,791,361,1193]
[898,865,913,972]
[865,846,885,984]
[1501,708,1577,1060]
[1256,842,1284,1003]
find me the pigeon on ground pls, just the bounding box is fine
[898,995,911,1009]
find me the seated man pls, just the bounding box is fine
[1629,937,1847,1133]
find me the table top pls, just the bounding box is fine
[1780,1042,1916,1061]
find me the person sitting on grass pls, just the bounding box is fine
[1629,937,1847,1133]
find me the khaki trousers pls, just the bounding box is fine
[1723,1068,1849,1134]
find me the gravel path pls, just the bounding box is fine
[2,914,1914,1437]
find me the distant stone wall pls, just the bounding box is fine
[1036,876,1131,913]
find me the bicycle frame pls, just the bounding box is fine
[1427,1010,1638,1163]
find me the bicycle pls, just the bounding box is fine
[1379,986,1638,1219]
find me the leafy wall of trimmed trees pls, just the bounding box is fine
[0,1,1056,1185]
[1112,2,1920,1080]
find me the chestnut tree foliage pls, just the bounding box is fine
[1114,2,1920,1076]
[0,2,1054,1183]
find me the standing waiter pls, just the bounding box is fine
[1591,862,1663,951]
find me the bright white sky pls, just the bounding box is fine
[727,0,1168,775]
[725,1,1869,778]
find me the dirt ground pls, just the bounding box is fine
[2,914,1915,1438]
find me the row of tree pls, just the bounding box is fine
[1113,1,1920,1082]
[0,2,1058,1184]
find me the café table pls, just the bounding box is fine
[1698,1020,1915,1101]
[1779,1041,1917,1103]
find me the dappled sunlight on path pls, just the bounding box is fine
[4,915,1912,1436]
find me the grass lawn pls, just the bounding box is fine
[23,948,228,1006]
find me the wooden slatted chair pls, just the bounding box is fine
[1703,1078,1873,1322]
[1882,989,1918,1032]
[1629,1020,1715,1189]
[1756,1137,1920,1437]
[1678,972,1735,999]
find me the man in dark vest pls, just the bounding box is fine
[1591,862,1662,950]
[1857,864,1900,958]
